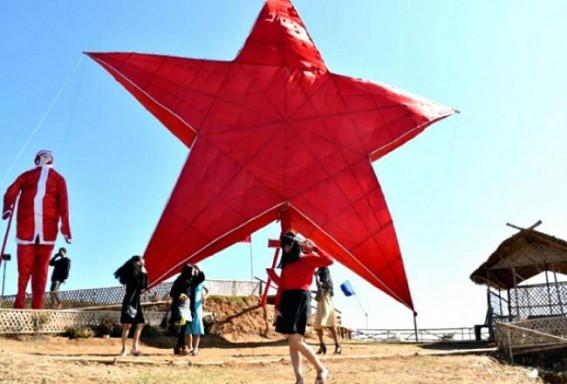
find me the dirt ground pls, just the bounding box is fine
[0,296,546,384]
[0,334,543,384]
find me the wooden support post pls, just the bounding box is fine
[261,245,280,306]
[261,210,291,306]
[506,220,542,232]
[553,269,565,314]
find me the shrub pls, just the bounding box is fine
[96,315,120,337]
[141,325,161,339]
[31,312,52,333]
[63,326,94,339]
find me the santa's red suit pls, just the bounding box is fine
[2,150,71,309]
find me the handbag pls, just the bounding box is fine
[126,304,137,319]
[124,290,138,319]
[176,301,192,325]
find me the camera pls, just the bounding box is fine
[2,254,11,261]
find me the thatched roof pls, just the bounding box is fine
[470,229,567,290]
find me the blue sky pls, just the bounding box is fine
[1,1,567,330]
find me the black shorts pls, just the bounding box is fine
[276,290,311,336]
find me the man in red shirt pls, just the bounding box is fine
[2,150,72,309]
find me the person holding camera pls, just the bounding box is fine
[49,247,70,309]
[169,263,197,356]
[268,231,333,384]
[114,255,148,357]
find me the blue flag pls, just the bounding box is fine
[340,280,355,297]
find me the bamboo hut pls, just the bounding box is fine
[470,225,567,355]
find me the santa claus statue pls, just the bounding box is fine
[2,150,72,309]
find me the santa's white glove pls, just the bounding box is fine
[64,235,72,244]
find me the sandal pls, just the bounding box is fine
[314,369,329,384]
[174,346,189,356]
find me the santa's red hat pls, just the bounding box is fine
[34,150,54,165]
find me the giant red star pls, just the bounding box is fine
[87,0,454,310]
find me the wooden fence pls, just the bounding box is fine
[0,279,261,309]
[496,316,567,360]
[0,279,261,334]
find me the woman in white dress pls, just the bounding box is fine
[314,267,341,355]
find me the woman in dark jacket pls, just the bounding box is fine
[169,263,196,355]
[114,255,148,357]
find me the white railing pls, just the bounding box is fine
[352,327,480,343]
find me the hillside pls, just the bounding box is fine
[201,295,279,341]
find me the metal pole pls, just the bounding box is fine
[353,291,368,329]
[249,239,254,281]
[0,213,15,270]
[1,257,7,296]
[413,312,418,342]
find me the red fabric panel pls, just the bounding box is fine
[87,0,456,311]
